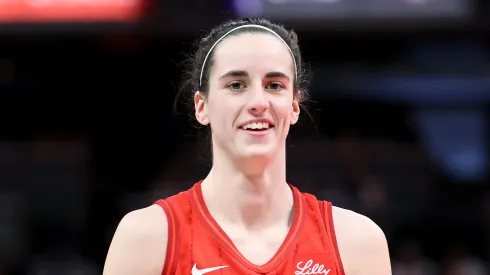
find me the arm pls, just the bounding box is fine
[103,205,168,275]
[332,207,392,275]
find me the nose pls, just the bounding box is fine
[246,85,269,115]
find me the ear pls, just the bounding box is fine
[194,91,210,125]
[290,94,300,125]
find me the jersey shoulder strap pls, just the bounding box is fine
[318,200,346,275]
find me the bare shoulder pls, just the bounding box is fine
[331,206,387,245]
[103,205,168,275]
[332,206,392,275]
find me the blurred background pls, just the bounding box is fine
[0,0,489,274]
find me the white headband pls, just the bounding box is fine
[199,24,298,87]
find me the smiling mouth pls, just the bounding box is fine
[239,122,273,131]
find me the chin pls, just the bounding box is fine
[237,144,276,160]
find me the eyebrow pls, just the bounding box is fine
[219,70,249,79]
[219,70,291,81]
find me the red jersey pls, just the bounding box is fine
[154,181,345,275]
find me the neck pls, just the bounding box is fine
[201,147,293,230]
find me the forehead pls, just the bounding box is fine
[210,33,294,79]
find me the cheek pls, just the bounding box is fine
[207,100,239,129]
[272,100,294,121]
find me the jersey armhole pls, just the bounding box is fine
[319,201,346,275]
[154,199,180,275]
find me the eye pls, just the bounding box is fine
[227,81,246,91]
[265,82,284,91]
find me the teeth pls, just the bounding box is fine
[242,122,270,130]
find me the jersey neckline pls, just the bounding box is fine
[190,180,305,273]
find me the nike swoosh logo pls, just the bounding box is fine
[191,263,228,275]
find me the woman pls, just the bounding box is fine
[103,18,392,275]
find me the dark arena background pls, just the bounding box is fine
[1,0,490,274]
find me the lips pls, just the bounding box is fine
[238,119,274,131]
